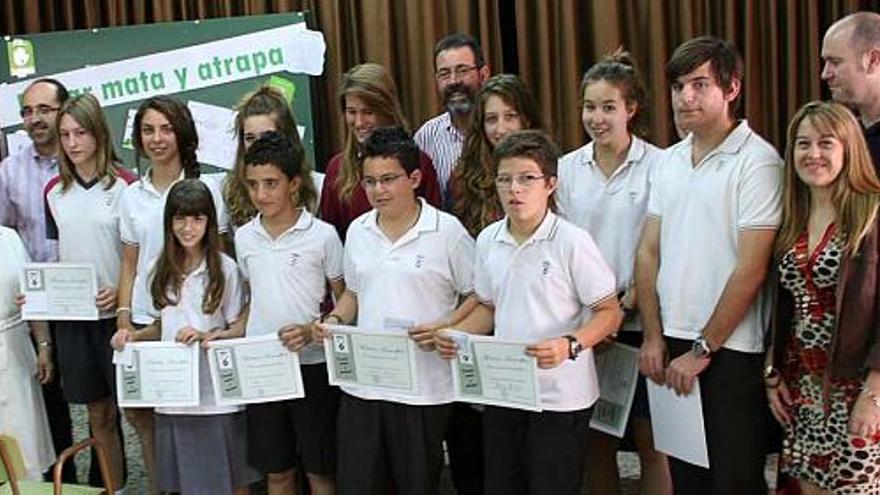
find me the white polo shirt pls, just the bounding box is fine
[647,120,782,353]
[234,209,343,365]
[152,253,243,416]
[45,174,132,319]
[557,137,662,332]
[119,170,227,325]
[475,212,616,411]
[343,199,475,405]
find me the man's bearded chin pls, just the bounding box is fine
[443,84,476,116]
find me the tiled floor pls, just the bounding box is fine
[71,405,775,494]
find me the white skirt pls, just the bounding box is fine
[0,318,55,479]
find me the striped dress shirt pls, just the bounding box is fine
[414,111,464,202]
[0,141,59,262]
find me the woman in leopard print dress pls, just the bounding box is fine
[768,101,880,494]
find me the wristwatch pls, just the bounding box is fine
[764,365,781,388]
[563,335,583,360]
[691,336,713,359]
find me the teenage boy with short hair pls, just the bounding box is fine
[317,126,477,495]
[636,36,783,493]
[234,131,344,495]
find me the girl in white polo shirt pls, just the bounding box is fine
[438,130,622,495]
[113,96,226,492]
[234,131,343,494]
[316,126,476,495]
[44,93,136,491]
[556,50,672,495]
[112,179,260,495]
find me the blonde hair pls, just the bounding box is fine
[336,63,408,201]
[776,100,880,259]
[56,93,122,192]
[224,86,319,226]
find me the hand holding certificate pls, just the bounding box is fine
[115,342,200,408]
[447,330,542,411]
[206,333,305,405]
[323,324,419,393]
[20,263,99,321]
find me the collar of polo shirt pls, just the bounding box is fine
[362,198,440,243]
[494,210,560,246]
[253,208,314,241]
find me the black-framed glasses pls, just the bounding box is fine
[20,105,60,119]
[435,65,480,82]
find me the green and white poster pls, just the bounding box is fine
[0,12,323,169]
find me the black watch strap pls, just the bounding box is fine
[563,335,582,360]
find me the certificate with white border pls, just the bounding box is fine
[323,324,419,394]
[20,263,98,321]
[207,333,305,405]
[589,342,640,437]
[116,342,200,408]
[448,331,542,412]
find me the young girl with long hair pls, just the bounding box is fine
[114,95,226,492]
[556,50,671,495]
[114,179,260,494]
[319,63,442,239]
[450,73,544,236]
[44,93,136,491]
[767,100,880,494]
[223,85,321,230]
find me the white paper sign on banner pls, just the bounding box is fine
[188,101,238,170]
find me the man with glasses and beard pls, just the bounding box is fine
[415,33,490,203]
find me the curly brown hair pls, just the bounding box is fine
[451,74,544,236]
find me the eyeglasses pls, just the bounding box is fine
[494,173,547,189]
[361,173,406,189]
[20,105,60,119]
[435,65,480,82]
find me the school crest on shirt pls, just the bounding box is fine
[414,254,427,269]
[540,260,551,277]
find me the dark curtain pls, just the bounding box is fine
[2,0,878,161]
[514,0,880,152]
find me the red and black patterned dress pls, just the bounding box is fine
[779,224,880,493]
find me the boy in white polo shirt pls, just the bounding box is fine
[437,130,622,495]
[635,36,782,494]
[316,126,476,495]
[233,131,344,495]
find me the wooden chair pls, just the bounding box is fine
[0,434,113,495]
